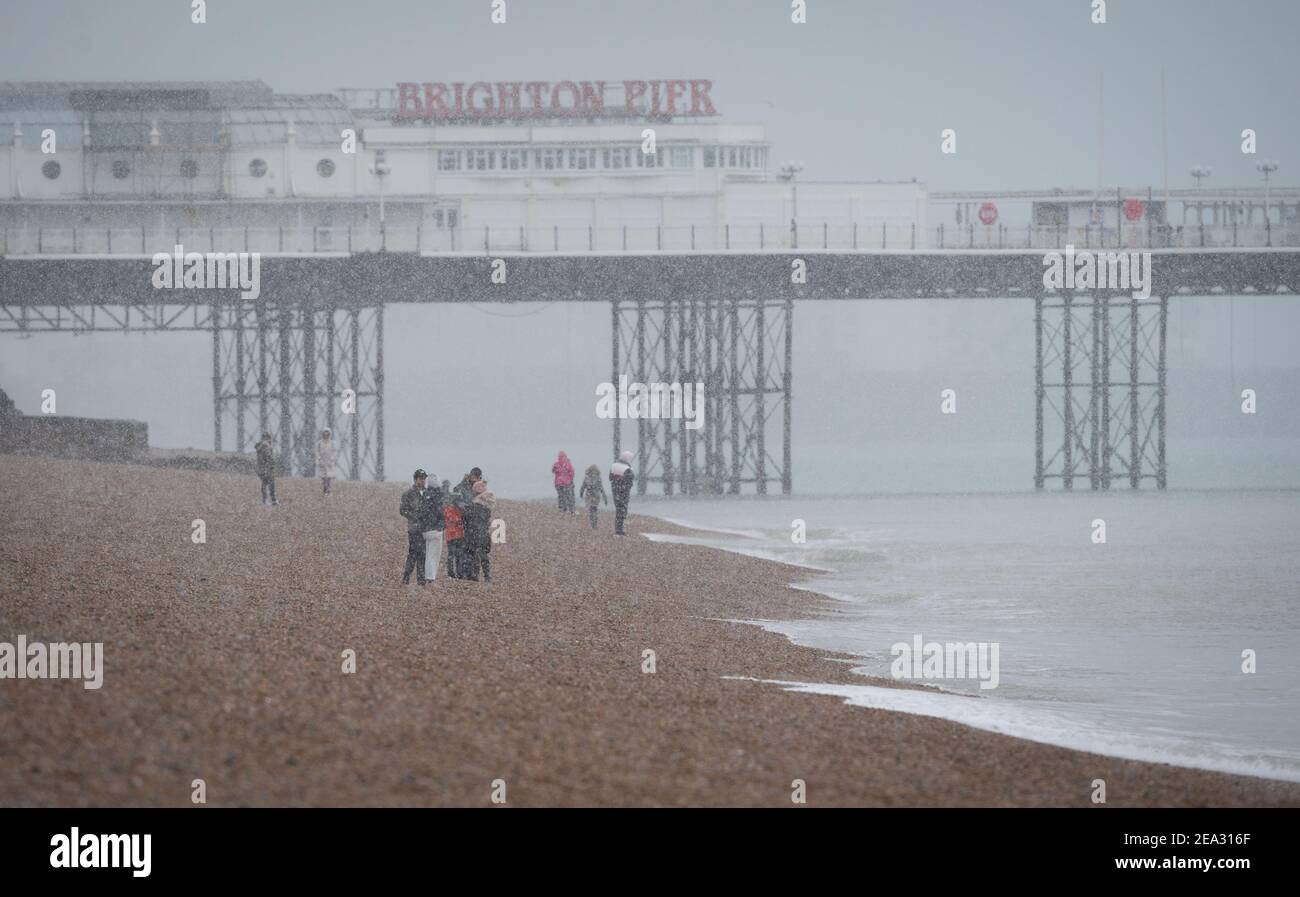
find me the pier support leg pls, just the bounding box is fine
[1037,290,1169,490]
[610,291,792,496]
[213,301,385,481]
[1034,295,1045,490]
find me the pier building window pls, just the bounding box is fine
[705,146,767,170]
[317,158,336,177]
[111,160,130,179]
[634,148,664,169]
[179,159,199,179]
[537,148,561,171]
[249,158,268,178]
[42,160,61,179]
[568,148,596,170]
[604,147,633,169]
[426,143,724,175]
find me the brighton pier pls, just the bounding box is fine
[3,244,1297,495]
[2,78,1297,493]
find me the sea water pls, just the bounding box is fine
[643,489,1300,782]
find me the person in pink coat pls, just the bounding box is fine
[551,450,576,514]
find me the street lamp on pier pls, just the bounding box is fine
[779,161,804,247]
[1256,160,1279,234]
[370,148,391,249]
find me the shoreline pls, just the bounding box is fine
[1,454,1298,806]
[639,509,1300,786]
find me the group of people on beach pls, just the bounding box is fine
[552,449,635,535]
[253,434,633,587]
[400,467,496,587]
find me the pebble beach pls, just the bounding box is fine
[2,454,1297,807]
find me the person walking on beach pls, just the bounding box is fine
[552,450,575,514]
[443,494,467,579]
[609,450,634,535]
[579,464,607,530]
[463,479,496,581]
[255,432,278,506]
[316,428,338,495]
[400,469,434,586]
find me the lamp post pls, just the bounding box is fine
[1189,166,1213,231]
[1256,160,1279,241]
[779,161,804,247]
[370,148,391,249]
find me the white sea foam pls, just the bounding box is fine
[653,490,1300,783]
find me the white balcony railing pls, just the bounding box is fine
[2,221,1296,256]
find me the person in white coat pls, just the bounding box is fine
[316,428,338,495]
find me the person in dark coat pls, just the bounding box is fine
[454,467,483,502]
[418,476,445,581]
[400,469,434,585]
[255,432,278,506]
[462,480,496,581]
[579,464,607,530]
[609,450,634,535]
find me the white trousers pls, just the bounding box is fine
[422,530,443,581]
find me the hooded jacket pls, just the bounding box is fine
[580,467,607,508]
[552,451,575,487]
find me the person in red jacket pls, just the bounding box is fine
[443,499,466,579]
[552,450,575,514]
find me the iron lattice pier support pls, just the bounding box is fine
[1034,291,1168,490]
[612,293,792,495]
[211,301,385,480]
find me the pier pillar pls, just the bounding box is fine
[611,291,792,496]
[1034,291,1168,490]
[213,301,385,480]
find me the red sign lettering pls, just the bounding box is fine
[390,80,720,122]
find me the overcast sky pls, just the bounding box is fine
[1,0,1296,192]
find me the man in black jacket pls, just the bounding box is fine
[400,469,437,585]
[454,467,483,502]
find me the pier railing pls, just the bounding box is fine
[3,221,1297,256]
